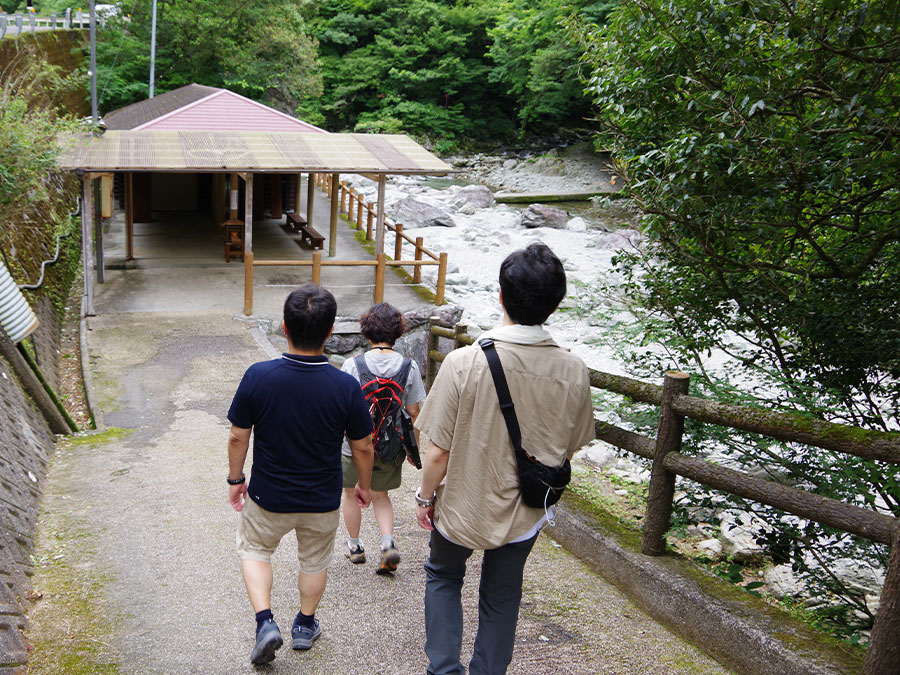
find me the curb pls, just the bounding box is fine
[79,296,101,431]
[547,499,862,675]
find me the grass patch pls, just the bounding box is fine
[64,427,132,447]
[26,460,122,674]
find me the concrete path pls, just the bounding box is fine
[29,192,731,673]
[34,310,730,674]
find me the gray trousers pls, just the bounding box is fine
[424,529,538,675]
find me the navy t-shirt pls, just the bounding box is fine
[228,353,372,513]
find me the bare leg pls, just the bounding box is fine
[297,570,327,615]
[342,487,362,539]
[242,559,273,612]
[371,490,394,538]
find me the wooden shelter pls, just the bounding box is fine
[56,85,453,315]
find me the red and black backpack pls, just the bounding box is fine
[354,355,412,463]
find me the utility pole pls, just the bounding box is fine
[89,0,98,123]
[149,0,158,98]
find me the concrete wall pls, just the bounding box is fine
[0,28,88,672]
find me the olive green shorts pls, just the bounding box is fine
[342,453,403,492]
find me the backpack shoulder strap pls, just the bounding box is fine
[354,354,374,384]
[395,357,412,392]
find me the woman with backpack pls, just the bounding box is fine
[340,303,425,574]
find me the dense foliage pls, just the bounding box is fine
[572,0,899,633]
[88,0,612,146]
[95,0,322,115]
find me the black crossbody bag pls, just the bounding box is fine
[479,338,571,509]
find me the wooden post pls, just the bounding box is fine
[375,175,386,255]
[348,189,355,222]
[435,252,448,305]
[295,173,302,214]
[413,237,423,283]
[394,224,404,261]
[374,252,386,304]
[125,172,134,261]
[641,371,691,556]
[271,174,283,220]
[93,178,104,283]
[80,174,94,316]
[454,322,468,350]
[243,174,254,257]
[306,173,315,228]
[243,251,254,316]
[356,194,364,228]
[229,173,238,221]
[366,202,374,241]
[329,174,339,258]
[312,251,322,286]
[425,316,441,389]
[340,181,348,215]
[863,522,900,674]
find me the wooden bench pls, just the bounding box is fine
[286,211,307,232]
[299,224,325,250]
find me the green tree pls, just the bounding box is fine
[488,0,613,135]
[308,0,511,144]
[97,0,322,117]
[571,0,900,633]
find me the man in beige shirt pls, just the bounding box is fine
[415,242,595,675]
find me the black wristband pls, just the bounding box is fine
[227,473,246,485]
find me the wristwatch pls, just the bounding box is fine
[227,473,246,485]
[415,489,436,507]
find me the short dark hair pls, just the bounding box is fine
[499,242,566,325]
[283,284,337,349]
[359,303,406,345]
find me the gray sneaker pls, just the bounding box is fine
[250,618,283,665]
[376,546,400,575]
[291,618,321,650]
[345,543,366,564]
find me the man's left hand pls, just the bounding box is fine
[415,504,435,530]
[229,482,248,511]
[355,483,371,508]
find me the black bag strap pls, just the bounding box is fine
[479,338,533,460]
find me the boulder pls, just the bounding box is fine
[520,204,568,229]
[718,510,766,563]
[456,185,495,209]
[566,217,588,232]
[393,196,456,228]
[403,305,464,329]
[325,333,365,354]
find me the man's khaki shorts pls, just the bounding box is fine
[342,454,402,492]
[236,498,340,574]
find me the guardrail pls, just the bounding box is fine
[0,9,87,38]
[426,319,900,675]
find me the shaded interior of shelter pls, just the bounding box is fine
[107,172,309,266]
[97,172,435,319]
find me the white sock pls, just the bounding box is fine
[381,534,395,551]
[348,538,362,549]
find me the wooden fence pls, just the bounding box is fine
[426,319,900,675]
[242,175,449,314]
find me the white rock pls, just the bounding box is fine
[718,510,766,562]
[580,443,617,468]
[763,564,802,598]
[566,217,588,232]
[699,539,723,555]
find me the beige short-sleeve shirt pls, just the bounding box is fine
[416,336,594,550]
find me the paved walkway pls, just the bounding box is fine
[28,191,731,673]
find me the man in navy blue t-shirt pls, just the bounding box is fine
[227,284,374,666]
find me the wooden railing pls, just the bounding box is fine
[316,173,446,287]
[242,173,450,315]
[426,320,900,675]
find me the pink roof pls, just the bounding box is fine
[133,90,326,133]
